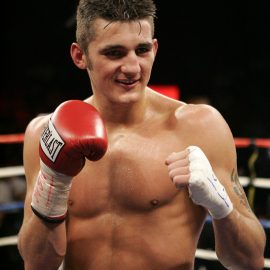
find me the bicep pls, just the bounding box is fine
[204,107,254,218]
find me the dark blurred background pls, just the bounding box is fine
[1,1,270,269]
[2,0,270,137]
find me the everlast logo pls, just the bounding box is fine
[40,120,65,162]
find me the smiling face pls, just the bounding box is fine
[71,18,158,106]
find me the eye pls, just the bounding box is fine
[136,44,152,55]
[104,49,125,59]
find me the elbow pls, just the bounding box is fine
[216,230,266,270]
[218,254,265,270]
[241,258,265,270]
[17,230,65,269]
[251,256,265,270]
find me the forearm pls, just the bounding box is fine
[213,209,266,270]
[18,214,66,270]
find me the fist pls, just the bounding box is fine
[40,100,108,176]
[166,146,233,219]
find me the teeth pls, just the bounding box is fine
[119,80,134,84]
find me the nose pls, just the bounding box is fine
[120,52,141,75]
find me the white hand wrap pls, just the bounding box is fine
[188,146,233,219]
[31,160,72,221]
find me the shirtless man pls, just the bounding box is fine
[18,0,266,269]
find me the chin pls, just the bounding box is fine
[119,92,142,104]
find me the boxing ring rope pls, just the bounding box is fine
[0,166,25,178]
[0,133,24,144]
[1,134,270,268]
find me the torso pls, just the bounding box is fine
[63,92,207,270]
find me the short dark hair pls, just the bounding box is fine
[76,0,157,52]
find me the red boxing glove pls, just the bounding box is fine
[31,100,108,222]
[39,100,108,176]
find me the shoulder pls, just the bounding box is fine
[24,113,52,158]
[175,103,236,164]
[147,89,231,135]
[174,103,229,132]
[24,114,51,142]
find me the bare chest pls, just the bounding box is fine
[68,129,184,216]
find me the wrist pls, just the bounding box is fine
[188,172,234,220]
[186,146,234,220]
[208,191,233,220]
[31,160,73,222]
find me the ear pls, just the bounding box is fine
[152,39,158,57]
[70,42,87,69]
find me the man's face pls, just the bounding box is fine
[85,18,158,105]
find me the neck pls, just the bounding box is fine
[90,91,149,127]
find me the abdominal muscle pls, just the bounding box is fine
[63,189,206,270]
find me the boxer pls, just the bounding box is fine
[18,1,266,269]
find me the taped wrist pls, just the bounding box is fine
[189,172,233,220]
[204,176,233,219]
[187,146,233,220]
[31,160,72,223]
